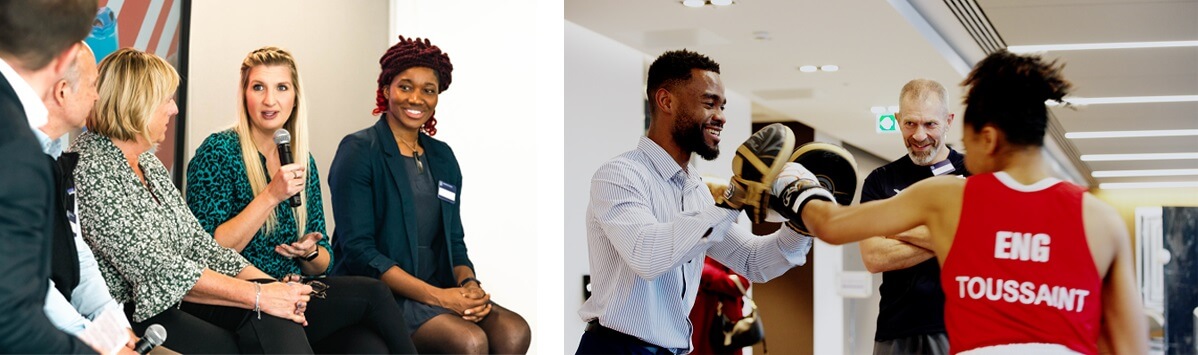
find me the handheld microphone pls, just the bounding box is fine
[133,324,166,355]
[273,129,302,208]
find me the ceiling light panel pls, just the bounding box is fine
[1081,152,1198,161]
[1099,181,1198,190]
[1066,129,1198,139]
[1007,40,1198,53]
[1092,169,1198,178]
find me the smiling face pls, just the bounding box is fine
[671,69,726,161]
[384,66,439,133]
[243,65,296,135]
[898,95,952,166]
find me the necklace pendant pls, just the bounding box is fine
[415,152,424,172]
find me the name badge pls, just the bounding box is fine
[931,160,956,176]
[438,181,457,204]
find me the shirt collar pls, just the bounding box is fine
[636,136,696,184]
[0,57,49,131]
[31,127,64,158]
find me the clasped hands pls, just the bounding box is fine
[438,283,492,323]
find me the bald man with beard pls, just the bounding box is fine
[859,79,968,355]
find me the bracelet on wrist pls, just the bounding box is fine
[459,277,481,288]
[302,247,319,262]
[252,282,262,320]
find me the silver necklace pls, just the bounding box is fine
[398,135,423,172]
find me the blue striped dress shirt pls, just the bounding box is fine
[579,137,814,353]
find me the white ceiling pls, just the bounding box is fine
[978,0,1198,188]
[565,0,967,163]
[565,0,1198,189]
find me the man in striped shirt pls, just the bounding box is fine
[577,49,815,355]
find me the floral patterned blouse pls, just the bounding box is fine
[185,130,331,278]
[70,132,249,322]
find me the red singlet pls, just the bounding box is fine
[941,172,1100,354]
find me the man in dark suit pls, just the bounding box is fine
[0,0,101,352]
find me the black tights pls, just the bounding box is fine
[411,303,532,354]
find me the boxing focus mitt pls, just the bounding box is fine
[716,123,795,223]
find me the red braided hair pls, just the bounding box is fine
[373,35,453,136]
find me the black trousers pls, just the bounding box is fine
[129,276,415,354]
[301,276,415,354]
[576,321,677,355]
[127,300,310,354]
[873,332,950,355]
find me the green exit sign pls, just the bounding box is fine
[877,113,898,133]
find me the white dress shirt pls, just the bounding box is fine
[8,59,132,334]
[0,56,48,130]
[579,137,813,353]
[35,128,130,334]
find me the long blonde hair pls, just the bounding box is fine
[234,46,309,237]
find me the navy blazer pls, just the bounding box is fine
[329,116,473,282]
[0,71,90,353]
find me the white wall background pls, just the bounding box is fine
[563,20,752,353]
[840,144,889,355]
[189,1,562,353]
[388,1,558,353]
[185,0,388,224]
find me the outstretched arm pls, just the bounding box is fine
[801,176,959,247]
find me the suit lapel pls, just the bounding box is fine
[373,117,422,276]
[421,135,450,229]
[420,134,458,270]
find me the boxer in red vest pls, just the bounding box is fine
[773,50,1147,355]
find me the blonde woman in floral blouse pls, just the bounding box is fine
[71,48,314,353]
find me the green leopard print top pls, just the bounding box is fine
[185,130,331,279]
[70,132,250,322]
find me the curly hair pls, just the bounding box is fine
[373,35,453,136]
[645,49,721,112]
[962,50,1072,147]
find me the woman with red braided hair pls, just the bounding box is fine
[329,36,531,354]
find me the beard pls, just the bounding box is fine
[906,135,943,166]
[673,110,719,161]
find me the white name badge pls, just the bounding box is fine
[931,160,957,176]
[438,181,457,204]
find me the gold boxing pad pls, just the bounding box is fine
[718,123,796,223]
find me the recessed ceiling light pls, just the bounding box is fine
[1098,181,1198,190]
[798,65,817,73]
[1080,152,1198,162]
[820,64,839,72]
[1092,169,1198,178]
[1066,129,1198,139]
[710,0,734,6]
[753,31,771,41]
[1048,95,1198,106]
[682,0,704,7]
[1007,40,1198,53]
